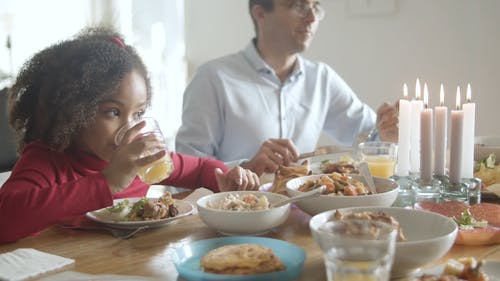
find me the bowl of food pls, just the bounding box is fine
[310,207,458,278]
[285,174,399,215]
[196,191,291,235]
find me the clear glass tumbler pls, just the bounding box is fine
[317,219,397,281]
[115,117,174,184]
[358,142,398,179]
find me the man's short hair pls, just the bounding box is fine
[249,0,275,35]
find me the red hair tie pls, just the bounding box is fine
[111,37,125,48]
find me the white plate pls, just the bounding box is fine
[259,182,273,192]
[420,260,500,281]
[86,198,194,229]
[308,152,357,174]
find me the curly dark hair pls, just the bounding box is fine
[7,27,152,152]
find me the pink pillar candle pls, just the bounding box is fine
[420,86,433,182]
[434,84,448,175]
[461,83,475,178]
[449,88,464,184]
[410,78,423,174]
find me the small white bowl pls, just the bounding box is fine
[310,207,458,278]
[196,191,291,235]
[286,174,399,215]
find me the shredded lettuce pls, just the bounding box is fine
[106,199,129,213]
[483,153,497,169]
[124,198,148,221]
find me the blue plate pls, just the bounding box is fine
[173,236,306,281]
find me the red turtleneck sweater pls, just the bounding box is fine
[0,141,226,243]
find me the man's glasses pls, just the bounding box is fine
[287,1,325,21]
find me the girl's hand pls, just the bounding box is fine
[215,167,260,192]
[103,121,166,194]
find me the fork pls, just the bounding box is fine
[58,224,148,239]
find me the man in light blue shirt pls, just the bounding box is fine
[176,0,398,175]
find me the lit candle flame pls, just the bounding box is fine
[440,84,445,106]
[423,83,429,108]
[403,83,408,99]
[416,78,421,100]
[456,86,461,110]
[466,83,472,103]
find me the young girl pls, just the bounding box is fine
[0,27,260,243]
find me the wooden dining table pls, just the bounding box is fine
[0,190,499,281]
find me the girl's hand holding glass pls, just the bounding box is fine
[215,167,260,192]
[104,118,172,193]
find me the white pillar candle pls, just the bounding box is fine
[410,78,423,174]
[461,83,475,179]
[449,87,464,184]
[420,84,434,182]
[434,84,448,175]
[396,84,411,176]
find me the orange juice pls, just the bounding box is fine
[334,261,378,281]
[137,154,174,184]
[365,157,395,179]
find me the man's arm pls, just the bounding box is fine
[176,65,222,158]
[322,65,377,146]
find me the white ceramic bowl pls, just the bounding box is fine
[310,207,458,278]
[196,191,291,235]
[286,174,399,215]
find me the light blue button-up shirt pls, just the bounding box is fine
[176,40,376,165]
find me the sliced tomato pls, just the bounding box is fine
[414,201,468,217]
[455,226,500,246]
[470,203,500,227]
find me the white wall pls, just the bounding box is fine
[185,0,500,140]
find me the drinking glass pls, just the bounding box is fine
[316,219,397,281]
[115,117,174,184]
[358,142,398,179]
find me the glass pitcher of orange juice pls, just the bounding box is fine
[115,118,174,184]
[358,142,397,179]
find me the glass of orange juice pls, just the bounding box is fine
[115,117,174,184]
[358,142,397,179]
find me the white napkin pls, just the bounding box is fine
[182,187,214,214]
[0,248,74,281]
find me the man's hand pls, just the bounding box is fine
[240,138,298,175]
[376,102,399,143]
[215,167,260,192]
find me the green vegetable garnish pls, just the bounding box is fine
[124,198,148,221]
[106,199,129,213]
[483,153,497,169]
[320,160,334,171]
[452,208,488,230]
